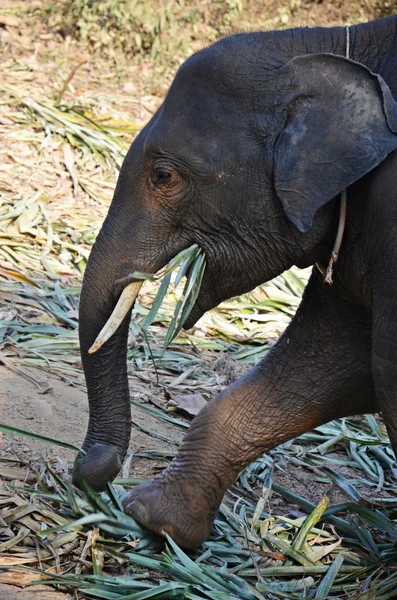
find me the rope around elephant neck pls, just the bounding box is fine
[318,26,350,285]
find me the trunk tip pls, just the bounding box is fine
[73,443,122,491]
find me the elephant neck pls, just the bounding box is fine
[350,15,397,97]
[275,15,397,97]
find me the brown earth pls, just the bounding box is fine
[0,364,182,482]
[0,359,353,517]
[0,365,184,600]
[0,583,68,600]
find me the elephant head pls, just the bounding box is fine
[73,30,397,493]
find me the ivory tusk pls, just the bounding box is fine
[88,281,143,354]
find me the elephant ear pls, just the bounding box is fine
[274,53,397,233]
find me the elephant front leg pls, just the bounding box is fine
[123,274,377,548]
[372,294,397,457]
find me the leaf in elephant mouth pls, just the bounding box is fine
[89,244,206,354]
[140,244,206,351]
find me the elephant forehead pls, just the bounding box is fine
[143,96,249,170]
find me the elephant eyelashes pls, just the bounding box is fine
[150,166,184,197]
[156,169,172,182]
[152,167,174,189]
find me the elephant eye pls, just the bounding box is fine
[154,168,172,185]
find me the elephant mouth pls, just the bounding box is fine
[180,261,210,330]
[88,248,211,354]
[182,297,205,330]
[182,270,220,330]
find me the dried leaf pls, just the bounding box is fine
[166,393,207,417]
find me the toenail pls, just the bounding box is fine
[160,523,175,539]
[125,500,147,523]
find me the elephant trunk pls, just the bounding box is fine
[73,227,137,491]
[72,197,187,491]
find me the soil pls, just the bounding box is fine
[0,364,182,484]
[0,360,386,600]
[0,364,184,599]
[0,583,68,600]
[0,360,353,524]
[0,359,362,518]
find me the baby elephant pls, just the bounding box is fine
[74,14,397,548]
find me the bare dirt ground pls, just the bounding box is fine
[0,364,182,482]
[0,360,357,523]
[0,365,184,598]
[0,583,68,599]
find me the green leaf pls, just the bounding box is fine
[0,423,82,452]
[292,490,331,554]
[315,553,345,599]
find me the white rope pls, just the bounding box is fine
[346,24,350,60]
[322,26,350,285]
[324,189,347,284]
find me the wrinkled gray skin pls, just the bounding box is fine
[74,15,397,548]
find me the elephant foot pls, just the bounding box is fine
[121,471,217,549]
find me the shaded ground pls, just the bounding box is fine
[0,583,66,600]
[0,583,68,599]
[0,364,182,481]
[0,362,392,520]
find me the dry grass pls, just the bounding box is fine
[1,414,397,598]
